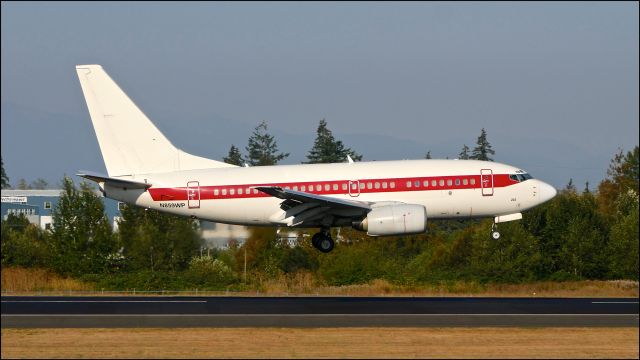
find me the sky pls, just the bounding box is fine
[1,1,638,189]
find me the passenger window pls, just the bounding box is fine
[470,178,476,185]
[238,188,243,195]
[423,180,429,187]
[406,181,412,188]
[342,183,347,191]
[222,189,227,195]
[333,184,338,191]
[390,182,395,189]
[230,189,235,195]
[359,182,365,190]
[367,182,372,189]
[374,182,380,189]
[439,179,444,186]
[284,186,290,190]
[301,185,306,192]
[414,180,420,187]
[325,184,330,191]
[351,183,357,190]
[293,186,298,191]
[447,179,452,186]
[455,179,460,186]
[214,189,219,196]
[316,184,322,191]
[463,179,468,186]
[382,182,388,189]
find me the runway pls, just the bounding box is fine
[2,296,638,328]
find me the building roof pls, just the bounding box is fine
[1,189,103,197]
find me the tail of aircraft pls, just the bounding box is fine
[76,64,235,177]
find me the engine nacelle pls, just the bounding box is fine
[353,204,427,236]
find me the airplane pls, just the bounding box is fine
[75,64,557,253]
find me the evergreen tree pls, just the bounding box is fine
[564,178,577,193]
[30,178,48,190]
[1,156,9,189]
[458,145,470,160]
[223,145,244,166]
[470,128,495,161]
[49,177,115,275]
[245,121,289,166]
[597,146,639,219]
[305,119,362,163]
[17,179,30,190]
[425,151,432,159]
[117,206,200,272]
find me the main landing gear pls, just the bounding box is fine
[491,222,501,240]
[312,228,334,253]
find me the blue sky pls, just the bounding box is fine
[1,2,638,189]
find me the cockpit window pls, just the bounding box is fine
[510,173,533,182]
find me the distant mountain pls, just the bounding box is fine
[1,101,610,190]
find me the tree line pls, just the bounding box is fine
[1,122,638,290]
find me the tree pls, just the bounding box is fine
[564,178,577,193]
[1,156,9,189]
[245,121,289,166]
[425,151,432,160]
[470,128,495,161]
[117,206,200,272]
[30,178,48,190]
[48,177,116,275]
[223,145,244,166]
[605,190,639,279]
[1,214,49,268]
[458,145,470,160]
[597,146,639,219]
[17,178,30,190]
[305,119,362,164]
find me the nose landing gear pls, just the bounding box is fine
[491,222,501,240]
[312,228,334,253]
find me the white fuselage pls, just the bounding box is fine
[105,159,555,227]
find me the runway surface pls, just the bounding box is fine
[2,296,638,328]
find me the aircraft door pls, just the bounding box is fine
[187,181,201,208]
[348,180,360,197]
[480,169,494,196]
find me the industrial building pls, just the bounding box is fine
[1,189,250,248]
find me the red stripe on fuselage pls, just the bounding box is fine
[147,174,520,201]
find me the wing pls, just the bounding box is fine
[255,186,371,227]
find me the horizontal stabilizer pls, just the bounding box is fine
[77,171,152,189]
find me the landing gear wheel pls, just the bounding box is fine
[491,223,500,240]
[318,236,334,253]
[311,233,323,249]
[311,231,334,253]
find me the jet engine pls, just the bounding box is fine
[353,204,427,236]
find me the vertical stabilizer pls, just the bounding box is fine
[76,65,235,176]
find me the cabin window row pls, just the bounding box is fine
[405,177,476,188]
[209,177,476,197]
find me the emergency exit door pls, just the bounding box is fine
[480,169,494,196]
[187,181,200,208]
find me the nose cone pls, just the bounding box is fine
[538,181,557,204]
